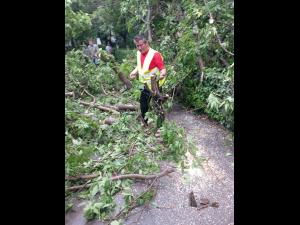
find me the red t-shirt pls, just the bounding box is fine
[140,49,165,71]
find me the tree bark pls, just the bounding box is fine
[115,104,137,111]
[195,32,205,82]
[197,57,205,82]
[79,100,120,115]
[146,0,152,42]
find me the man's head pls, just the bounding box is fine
[133,35,149,54]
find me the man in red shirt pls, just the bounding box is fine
[129,35,167,128]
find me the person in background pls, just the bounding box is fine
[88,39,100,65]
[105,42,113,54]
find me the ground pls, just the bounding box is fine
[65,104,234,225]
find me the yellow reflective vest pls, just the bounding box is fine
[137,48,166,90]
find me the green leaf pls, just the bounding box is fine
[90,185,99,198]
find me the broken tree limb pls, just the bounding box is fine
[115,104,137,111]
[83,89,96,103]
[106,176,159,223]
[65,168,175,191]
[100,104,137,112]
[78,100,120,115]
[66,184,92,191]
[100,83,108,95]
[115,167,175,181]
[66,173,100,181]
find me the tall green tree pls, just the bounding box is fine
[65,0,92,47]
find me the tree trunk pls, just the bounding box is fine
[146,0,152,42]
[195,32,205,82]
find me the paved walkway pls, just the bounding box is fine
[65,104,234,225]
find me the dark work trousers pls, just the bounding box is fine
[140,86,165,128]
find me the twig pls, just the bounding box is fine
[111,168,174,181]
[171,87,176,102]
[203,0,234,56]
[130,202,148,225]
[83,89,96,103]
[65,180,93,191]
[107,176,159,223]
[215,31,234,56]
[100,83,108,95]
[129,142,137,157]
[83,89,96,112]
[65,168,175,191]
[65,173,100,181]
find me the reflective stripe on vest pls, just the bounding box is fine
[137,48,165,90]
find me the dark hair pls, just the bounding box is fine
[133,34,147,43]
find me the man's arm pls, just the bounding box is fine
[129,67,138,80]
[153,53,166,80]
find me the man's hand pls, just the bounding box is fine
[159,74,165,80]
[129,67,138,80]
[129,72,137,80]
[159,68,167,80]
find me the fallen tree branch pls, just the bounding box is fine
[83,89,96,104]
[66,173,100,181]
[100,83,108,95]
[66,183,92,191]
[65,168,175,191]
[101,104,137,112]
[106,176,159,223]
[79,100,120,115]
[115,104,137,111]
